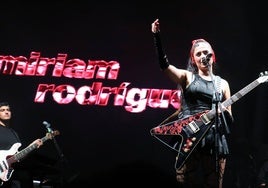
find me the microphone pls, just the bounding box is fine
[43,121,52,133]
[201,53,213,66]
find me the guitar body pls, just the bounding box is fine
[0,143,21,182]
[151,111,214,169]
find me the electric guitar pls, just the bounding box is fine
[150,71,268,170]
[0,130,60,186]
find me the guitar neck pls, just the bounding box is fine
[223,79,261,108]
[207,78,262,119]
[10,135,49,163]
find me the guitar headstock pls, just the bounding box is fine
[46,130,60,140]
[258,71,268,83]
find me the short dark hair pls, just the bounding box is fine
[0,102,10,107]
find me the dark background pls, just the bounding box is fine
[1,1,267,187]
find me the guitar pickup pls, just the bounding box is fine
[188,121,200,133]
[200,114,211,125]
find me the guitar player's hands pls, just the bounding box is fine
[0,159,9,181]
[30,139,43,148]
[217,103,232,115]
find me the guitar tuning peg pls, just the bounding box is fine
[260,71,268,77]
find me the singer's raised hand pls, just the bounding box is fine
[151,19,160,33]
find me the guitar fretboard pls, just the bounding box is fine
[206,78,261,119]
[8,135,51,164]
[222,79,260,108]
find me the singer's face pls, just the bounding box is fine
[193,42,213,67]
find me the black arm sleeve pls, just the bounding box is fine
[153,32,170,71]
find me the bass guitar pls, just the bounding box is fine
[0,130,60,186]
[150,71,268,170]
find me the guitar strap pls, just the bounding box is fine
[213,75,232,135]
[211,75,222,109]
[10,128,21,143]
[215,75,222,94]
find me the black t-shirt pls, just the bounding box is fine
[0,126,21,150]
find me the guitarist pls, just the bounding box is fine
[0,102,43,188]
[151,19,234,188]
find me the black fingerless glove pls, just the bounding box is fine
[153,32,170,71]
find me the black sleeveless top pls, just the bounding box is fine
[181,74,218,116]
[180,74,230,156]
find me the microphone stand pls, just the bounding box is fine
[46,127,66,186]
[43,122,78,186]
[206,62,230,186]
[46,127,65,159]
[47,126,78,188]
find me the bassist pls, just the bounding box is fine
[0,102,43,188]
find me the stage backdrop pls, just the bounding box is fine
[1,1,267,187]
